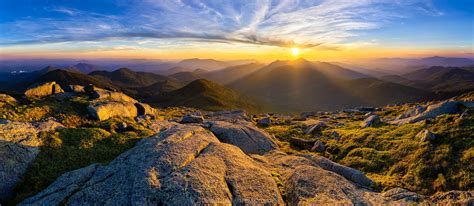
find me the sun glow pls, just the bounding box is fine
[291,48,300,57]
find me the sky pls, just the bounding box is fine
[0,0,473,61]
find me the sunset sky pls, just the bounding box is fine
[0,0,472,61]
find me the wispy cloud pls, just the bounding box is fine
[0,0,442,49]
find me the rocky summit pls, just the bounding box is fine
[0,84,473,205]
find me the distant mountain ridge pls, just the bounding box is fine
[146,79,263,112]
[89,68,169,88]
[230,59,432,112]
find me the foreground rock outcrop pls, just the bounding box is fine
[209,120,278,155]
[0,120,63,201]
[20,125,284,205]
[19,121,473,205]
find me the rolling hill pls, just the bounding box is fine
[146,79,262,112]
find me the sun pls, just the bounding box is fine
[291,47,300,56]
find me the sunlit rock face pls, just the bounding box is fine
[24,81,63,98]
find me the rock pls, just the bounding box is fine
[0,119,61,202]
[311,141,325,152]
[18,122,474,205]
[87,101,138,121]
[206,110,250,122]
[391,101,465,125]
[0,93,17,107]
[209,121,278,154]
[64,85,84,93]
[361,115,381,128]
[257,117,271,127]
[20,125,284,205]
[356,106,375,112]
[396,105,426,120]
[416,129,436,142]
[117,122,128,131]
[382,188,423,202]
[181,113,204,123]
[24,81,63,98]
[134,103,156,116]
[147,120,180,133]
[90,90,137,103]
[34,119,64,132]
[330,131,341,140]
[304,121,327,135]
[429,190,474,205]
[83,84,95,94]
[289,136,315,150]
[300,111,318,119]
[256,152,394,205]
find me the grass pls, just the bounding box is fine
[4,96,156,205]
[9,119,155,204]
[264,107,474,195]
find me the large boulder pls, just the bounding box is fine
[0,93,17,107]
[0,120,63,202]
[289,136,315,150]
[361,115,381,128]
[90,90,137,103]
[63,85,84,93]
[416,129,436,142]
[311,140,325,153]
[20,125,284,205]
[304,120,327,135]
[206,110,250,122]
[87,101,138,121]
[391,101,471,125]
[257,117,272,127]
[134,103,156,116]
[209,121,278,154]
[180,113,204,124]
[24,81,63,98]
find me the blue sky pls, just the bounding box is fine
[0,0,472,60]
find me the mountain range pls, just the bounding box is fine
[1,57,473,112]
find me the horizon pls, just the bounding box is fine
[1,0,473,61]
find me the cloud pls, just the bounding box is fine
[45,6,79,16]
[1,0,442,49]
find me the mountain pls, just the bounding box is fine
[0,66,80,91]
[89,68,169,88]
[168,71,203,84]
[415,56,474,67]
[402,66,474,92]
[146,79,262,112]
[343,56,474,75]
[124,79,182,99]
[33,69,118,90]
[70,63,99,74]
[205,63,264,84]
[230,59,431,112]
[160,66,193,75]
[176,58,231,71]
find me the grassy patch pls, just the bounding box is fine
[266,109,474,195]
[9,118,155,204]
